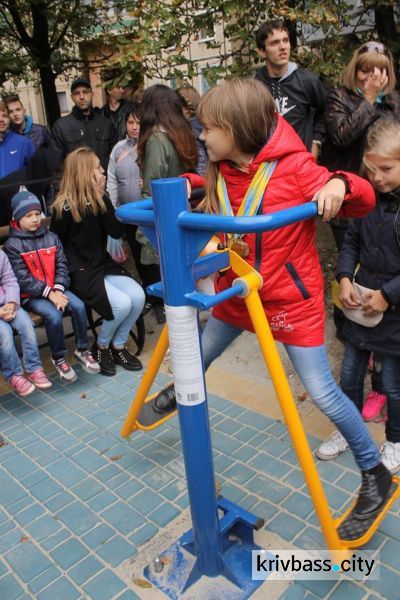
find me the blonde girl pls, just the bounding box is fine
[51,147,145,376]
[319,119,400,474]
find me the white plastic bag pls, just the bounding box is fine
[107,236,128,264]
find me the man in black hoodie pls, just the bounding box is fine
[255,19,327,158]
[51,77,115,170]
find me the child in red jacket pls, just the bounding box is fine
[155,78,392,524]
[4,191,99,382]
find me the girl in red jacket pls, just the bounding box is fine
[155,78,392,522]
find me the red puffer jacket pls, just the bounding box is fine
[187,115,375,346]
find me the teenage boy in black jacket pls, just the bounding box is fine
[255,18,327,159]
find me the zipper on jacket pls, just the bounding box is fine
[285,262,310,300]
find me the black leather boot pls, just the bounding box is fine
[353,462,393,520]
[153,385,176,413]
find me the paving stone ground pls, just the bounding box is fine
[0,353,399,599]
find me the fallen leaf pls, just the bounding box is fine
[160,556,171,565]
[20,535,29,543]
[297,392,308,402]
[132,578,152,588]
[109,454,123,461]
[0,438,7,448]
[80,393,87,399]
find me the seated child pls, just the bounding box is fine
[0,248,51,396]
[4,191,100,382]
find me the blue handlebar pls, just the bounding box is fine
[178,202,318,233]
[116,199,318,233]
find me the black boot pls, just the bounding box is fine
[153,385,176,413]
[92,341,116,377]
[352,462,393,520]
[111,346,142,371]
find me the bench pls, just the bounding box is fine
[0,223,145,355]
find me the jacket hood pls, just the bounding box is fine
[255,114,306,163]
[255,62,298,84]
[219,115,306,180]
[22,115,33,135]
[9,221,47,240]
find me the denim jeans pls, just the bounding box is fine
[97,275,145,348]
[0,307,42,380]
[202,315,380,470]
[341,342,400,444]
[25,290,89,359]
[371,353,385,394]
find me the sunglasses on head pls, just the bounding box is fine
[358,42,388,56]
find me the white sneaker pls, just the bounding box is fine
[51,357,77,383]
[315,431,349,461]
[380,441,400,474]
[74,349,100,374]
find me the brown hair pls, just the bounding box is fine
[197,78,276,213]
[363,119,400,173]
[176,85,201,117]
[342,43,396,94]
[137,84,198,171]
[255,18,290,50]
[0,101,8,113]
[4,94,21,107]
[53,147,106,222]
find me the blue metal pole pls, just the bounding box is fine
[150,177,223,578]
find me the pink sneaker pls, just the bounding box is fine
[362,391,387,422]
[27,368,52,390]
[9,374,35,397]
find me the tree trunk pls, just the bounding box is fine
[39,65,61,127]
[374,4,399,83]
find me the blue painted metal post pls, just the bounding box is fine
[150,178,224,584]
[116,184,319,595]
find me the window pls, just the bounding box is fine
[195,10,215,43]
[199,65,219,95]
[57,91,68,114]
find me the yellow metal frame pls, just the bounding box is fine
[120,248,400,552]
[120,325,177,436]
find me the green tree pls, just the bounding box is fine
[0,1,126,126]
[112,0,399,88]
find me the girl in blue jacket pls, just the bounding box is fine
[317,118,400,474]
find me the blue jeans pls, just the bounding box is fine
[97,275,145,348]
[341,342,400,444]
[202,315,380,470]
[0,307,42,380]
[25,290,88,360]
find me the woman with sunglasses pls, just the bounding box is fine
[320,41,400,435]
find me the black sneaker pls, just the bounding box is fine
[153,385,176,413]
[91,341,116,377]
[153,304,166,324]
[352,462,393,520]
[111,346,142,371]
